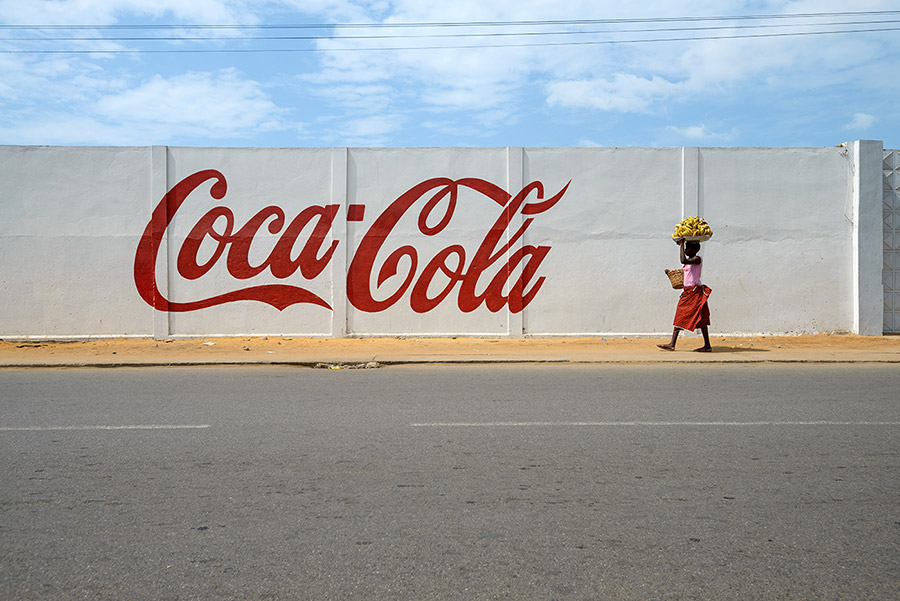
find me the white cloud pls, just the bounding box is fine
[314,38,532,114]
[0,0,259,26]
[306,1,602,119]
[0,55,113,103]
[546,73,682,113]
[0,114,136,145]
[311,0,893,123]
[313,83,395,112]
[0,0,374,25]
[2,0,898,147]
[665,124,738,142]
[0,67,286,144]
[421,79,515,112]
[338,114,404,145]
[541,0,899,117]
[96,69,283,137]
[845,112,876,130]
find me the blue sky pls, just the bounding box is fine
[1,0,898,149]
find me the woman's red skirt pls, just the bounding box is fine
[673,285,711,331]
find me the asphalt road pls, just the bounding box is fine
[1,365,898,600]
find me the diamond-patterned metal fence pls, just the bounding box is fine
[885,149,900,333]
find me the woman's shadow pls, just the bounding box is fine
[708,345,769,353]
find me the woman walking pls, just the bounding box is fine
[658,238,712,352]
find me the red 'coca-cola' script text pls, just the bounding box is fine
[133,170,569,313]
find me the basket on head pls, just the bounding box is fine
[665,268,684,289]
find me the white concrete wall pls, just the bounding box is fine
[0,143,884,339]
[1,146,153,338]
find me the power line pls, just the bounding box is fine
[1,10,898,54]
[5,18,900,42]
[2,24,897,54]
[1,9,900,30]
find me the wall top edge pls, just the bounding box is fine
[0,141,883,152]
[0,144,149,151]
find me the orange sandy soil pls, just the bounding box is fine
[1,334,898,365]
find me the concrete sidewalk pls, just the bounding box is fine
[2,334,899,367]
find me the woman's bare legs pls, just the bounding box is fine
[657,328,680,351]
[694,326,712,352]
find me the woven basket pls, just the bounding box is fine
[665,268,684,289]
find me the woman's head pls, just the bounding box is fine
[685,241,701,256]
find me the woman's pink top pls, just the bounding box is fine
[683,258,702,287]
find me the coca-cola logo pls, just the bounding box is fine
[134,169,569,314]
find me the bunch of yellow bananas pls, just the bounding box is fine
[672,216,713,238]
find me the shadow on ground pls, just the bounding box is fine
[709,346,770,353]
